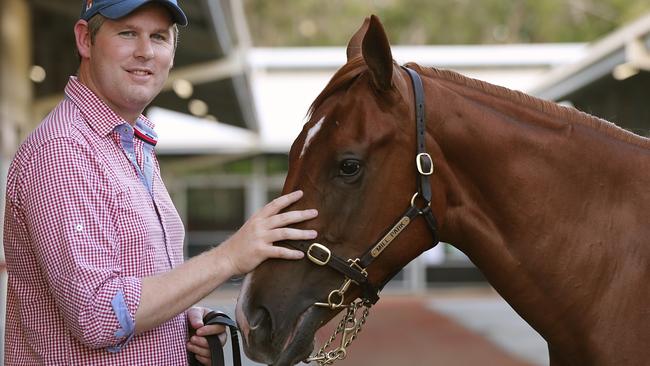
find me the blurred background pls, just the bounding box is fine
[2,0,650,364]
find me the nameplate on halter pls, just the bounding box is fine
[370,216,411,257]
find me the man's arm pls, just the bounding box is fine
[134,190,317,334]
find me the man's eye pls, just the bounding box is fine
[152,34,167,41]
[119,31,136,37]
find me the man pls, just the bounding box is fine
[3,0,317,364]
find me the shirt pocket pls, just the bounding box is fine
[151,172,185,266]
[113,184,164,277]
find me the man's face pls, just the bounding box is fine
[84,5,175,120]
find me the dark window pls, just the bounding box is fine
[187,188,245,231]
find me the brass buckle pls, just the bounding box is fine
[416,153,434,175]
[308,243,331,266]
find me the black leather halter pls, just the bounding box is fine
[288,66,440,308]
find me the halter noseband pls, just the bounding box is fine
[288,66,440,310]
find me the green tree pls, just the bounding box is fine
[243,0,650,46]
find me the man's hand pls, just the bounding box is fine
[220,190,318,276]
[186,307,226,366]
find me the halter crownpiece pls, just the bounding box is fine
[288,66,440,365]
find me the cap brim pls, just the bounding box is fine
[100,0,188,26]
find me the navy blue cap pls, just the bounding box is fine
[80,0,188,26]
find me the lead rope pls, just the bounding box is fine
[306,300,371,365]
[189,311,242,366]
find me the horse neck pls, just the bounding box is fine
[425,71,650,348]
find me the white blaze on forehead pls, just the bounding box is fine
[300,116,325,158]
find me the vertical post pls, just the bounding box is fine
[405,256,427,293]
[1,0,32,361]
[246,155,267,217]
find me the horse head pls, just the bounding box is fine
[235,15,446,365]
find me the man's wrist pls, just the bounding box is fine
[206,241,240,280]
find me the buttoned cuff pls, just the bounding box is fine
[107,290,135,353]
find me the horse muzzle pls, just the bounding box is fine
[236,274,322,365]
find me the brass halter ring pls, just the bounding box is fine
[315,277,355,309]
[410,192,432,213]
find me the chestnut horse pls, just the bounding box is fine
[236,15,650,366]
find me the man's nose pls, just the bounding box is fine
[134,37,154,60]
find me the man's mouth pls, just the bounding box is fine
[126,68,153,77]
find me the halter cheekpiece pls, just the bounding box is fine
[288,67,440,365]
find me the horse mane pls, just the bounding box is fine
[309,59,650,150]
[308,57,368,119]
[405,63,650,150]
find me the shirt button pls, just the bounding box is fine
[75,224,84,232]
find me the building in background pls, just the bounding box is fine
[530,12,650,136]
[3,0,650,360]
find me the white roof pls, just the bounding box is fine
[530,13,650,100]
[249,43,587,70]
[147,107,259,154]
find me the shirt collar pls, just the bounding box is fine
[134,117,158,146]
[64,76,156,137]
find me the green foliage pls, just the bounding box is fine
[243,0,650,46]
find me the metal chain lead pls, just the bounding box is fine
[305,300,371,365]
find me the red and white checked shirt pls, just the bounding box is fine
[4,76,188,365]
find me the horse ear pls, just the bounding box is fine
[362,15,394,91]
[346,17,370,61]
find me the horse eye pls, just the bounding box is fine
[339,159,361,176]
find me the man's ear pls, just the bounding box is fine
[74,20,92,59]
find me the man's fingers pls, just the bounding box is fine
[268,246,305,260]
[187,339,210,357]
[192,333,228,348]
[265,209,318,229]
[189,335,209,348]
[258,190,304,217]
[187,333,227,359]
[267,228,317,243]
[196,354,211,366]
[187,307,205,329]
[196,323,226,337]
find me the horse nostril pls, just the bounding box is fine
[249,305,273,339]
[241,304,281,364]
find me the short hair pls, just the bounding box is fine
[87,14,105,44]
